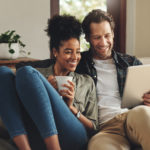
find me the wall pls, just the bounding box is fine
[126,0,150,57]
[135,0,150,57]
[1,0,150,59]
[0,0,50,60]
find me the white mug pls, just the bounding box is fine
[55,76,73,91]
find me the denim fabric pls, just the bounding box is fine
[0,66,27,137]
[0,66,88,150]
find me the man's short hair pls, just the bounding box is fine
[82,9,115,38]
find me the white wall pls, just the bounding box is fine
[126,0,150,57]
[126,0,136,56]
[135,0,150,57]
[0,0,50,59]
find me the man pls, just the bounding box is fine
[76,9,150,150]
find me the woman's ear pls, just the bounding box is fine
[52,48,58,58]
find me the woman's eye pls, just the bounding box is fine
[65,51,71,54]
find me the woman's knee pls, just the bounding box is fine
[0,67,15,103]
[0,66,15,87]
[16,66,35,77]
[16,66,38,85]
[0,66,14,78]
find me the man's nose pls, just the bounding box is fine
[99,37,107,46]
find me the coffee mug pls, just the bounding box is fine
[55,76,73,91]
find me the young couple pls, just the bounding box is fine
[1,9,150,150]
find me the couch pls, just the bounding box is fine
[1,57,148,150]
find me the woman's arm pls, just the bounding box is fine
[58,80,95,130]
[69,105,94,130]
[48,75,94,130]
[73,75,99,131]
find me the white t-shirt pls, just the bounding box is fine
[93,58,128,125]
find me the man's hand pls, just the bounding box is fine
[143,91,150,106]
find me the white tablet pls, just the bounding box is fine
[121,64,150,108]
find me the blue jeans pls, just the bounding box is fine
[0,66,88,150]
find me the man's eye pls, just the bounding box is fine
[93,37,100,40]
[105,34,112,38]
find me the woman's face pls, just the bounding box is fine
[54,38,81,75]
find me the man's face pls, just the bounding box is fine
[87,21,114,60]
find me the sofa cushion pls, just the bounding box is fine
[0,139,17,150]
[15,59,52,69]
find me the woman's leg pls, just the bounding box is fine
[16,66,88,150]
[16,66,61,150]
[0,66,31,150]
[13,135,31,150]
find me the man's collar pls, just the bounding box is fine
[112,50,129,69]
[83,49,129,69]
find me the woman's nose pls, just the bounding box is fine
[72,53,77,59]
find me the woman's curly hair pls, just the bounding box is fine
[45,15,82,57]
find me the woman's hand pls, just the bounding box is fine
[143,91,150,106]
[47,75,58,90]
[48,76,75,107]
[59,80,75,107]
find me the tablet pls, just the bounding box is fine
[121,64,150,108]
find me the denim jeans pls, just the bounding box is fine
[0,66,88,150]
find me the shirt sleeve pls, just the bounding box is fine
[73,74,99,131]
[83,76,99,131]
[133,56,143,65]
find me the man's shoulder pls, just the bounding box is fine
[116,51,134,59]
[114,51,142,66]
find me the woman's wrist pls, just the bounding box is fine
[69,105,78,115]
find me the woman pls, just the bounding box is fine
[0,15,98,150]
